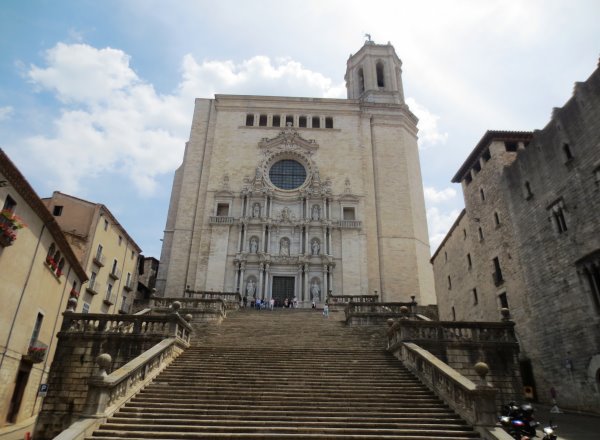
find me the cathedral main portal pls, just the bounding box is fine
[272,276,295,304]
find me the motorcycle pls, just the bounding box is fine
[498,401,538,439]
[540,422,558,440]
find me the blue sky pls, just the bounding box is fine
[1,0,599,258]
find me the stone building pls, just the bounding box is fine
[157,41,436,306]
[42,192,142,314]
[0,150,87,436]
[432,63,600,412]
[133,255,159,311]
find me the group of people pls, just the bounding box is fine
[241,296,299,309]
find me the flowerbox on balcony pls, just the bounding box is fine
[24,341,48,364]
[0,210,26,247]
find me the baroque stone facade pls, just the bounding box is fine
[157,41,435,306]
[432,63,600,412]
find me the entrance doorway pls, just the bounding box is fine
[7,361,31,423]
[272,276,295,306]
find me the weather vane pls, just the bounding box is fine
[364,33,372,42]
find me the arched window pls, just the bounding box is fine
[357,68,365,94]
[376,61,385,88]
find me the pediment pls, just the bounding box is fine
[258,126,319,152]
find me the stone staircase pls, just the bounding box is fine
[88,309,482,439]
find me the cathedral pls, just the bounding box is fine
[156,41,436,306]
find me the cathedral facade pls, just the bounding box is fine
[156,42,436,306]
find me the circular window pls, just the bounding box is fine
[269,159,307,190]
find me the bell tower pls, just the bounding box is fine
[345,40,405,104]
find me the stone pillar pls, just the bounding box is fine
[322,198,326,221]
[240,263,246,296]
[263,194,268,217]
[304,227,309,256]
[327,227,332,255]
[323,264,329,301]
[265,263,271,300]
[322,229,327,254]
[304,264,309,302]
[235,263,241,291]
[304,198,309,220]
[261,225,266,251]
[258,263,264,300]
[265,226,270,253]
[296,265,303,303]
[237,225,243,253]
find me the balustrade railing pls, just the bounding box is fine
[60,312,192,344]
[209,216,235,225]
[338,220,362,229]
[327,294,378,304]
[387,320,517,350]
[152,297,226,314]
[397,342,497,428]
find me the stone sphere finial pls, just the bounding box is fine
[171,301,181,314]
[399,305,409,319]
[96,353,112,377]
[184,313,193,322]
[500,308,511,321]
[474,361,490,387]
[386,318,395,327]
[66,297,78,312]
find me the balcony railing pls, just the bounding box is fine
[338,220,362,229]
[123,279,134,292]
[86,280,102,296]
[108,267,121,280]
[209,216,235,225]
[93,252,106,267]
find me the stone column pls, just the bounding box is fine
[296,265,303,303]
[265,263,271,300]
[265,226,270,253]
[323,264,329,301]
[237,225,243,253]
[235,263,241,291]
[261,225,266,251]
[322,229,327,254]
[304,227,309,256]
[322,198,326,221]
[327,227,332,255]
[240,263,246,296]
[304,264,309,302]
[258,263,264,300]
[263,194,268,217]
[305,198,309,220]
[268,196,273,218]
[329,265,334,294]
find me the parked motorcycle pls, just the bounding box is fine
[498,401,538,439]
[540,422,558,440]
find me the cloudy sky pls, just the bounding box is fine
[1,0,599,258]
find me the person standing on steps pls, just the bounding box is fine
[270,298,274,310]
[242,296,247,308]
[323,303,329,318]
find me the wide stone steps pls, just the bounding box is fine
[87,309,481,439]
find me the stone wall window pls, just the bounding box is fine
[452,306,456,321]
[272,115,281,127]
[343,207,356,220]
[325,117,333,129]
[524,181,533,199]
[299,116,307,127]
[482,149,491,162]
[563,143,574,161]
[493,257,504,286]
[472,288,478,305]
[550,200,568,233]
[104,219,109,230]
[245,114,254,126]
[578,253,600,314]
[312,116,320,128]
[505,142,518,152]
[467,253,472,269]
[480,188,485,201]
[357,68,365,93]
[463,229,467,239]
[494,212,501,226]
[447,275,452,290]
[285,115,294,126]
[259,114,267,126]
[498,292,509,309]
[376,61,385,88]
[473,161,481,174]
[216,203,229,216]
[478,227,484,241]
[52,205,63,216]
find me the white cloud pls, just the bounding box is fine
[427,206,462,252]
[21,43,349,196]
[406,97,448,148]
[424,186,457,204]
[0,106,14,121]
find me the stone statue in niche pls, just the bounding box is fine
[249,237,258,253]
[280,238,290,256]
[281,207,291,222]
[246,279,256,297]
[252,203,261,218]
[310,280,321,301]
[311,239,320,255]
[311,205,320,221]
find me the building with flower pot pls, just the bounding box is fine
[42,192,142,314]
[0,149,87,435]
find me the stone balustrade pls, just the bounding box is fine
[60,311,192,343]
[345,301,439,325]
[328,294,378,303]
[184,290,242,310]
[209,216,235,225]
[151,296,227,322]
[387,319,518,349]
[396,342,498,429]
